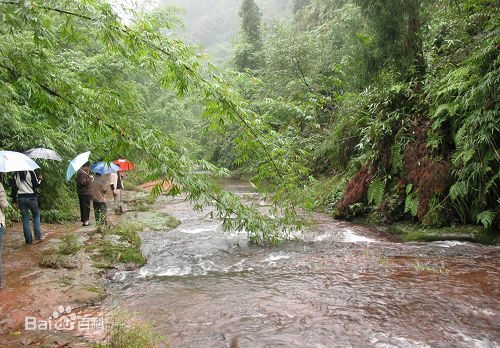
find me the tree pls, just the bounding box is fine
[293,0,310,14]
[354,0,425,79]
[0,0,303,243]
[234,0,263,71]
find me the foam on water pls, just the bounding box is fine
[342,228,378,243]
[179,226,215,234]
[314,233,331,242]
[432,240,469,248]
[263,253,291,262]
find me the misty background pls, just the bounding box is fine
[135,0,294,65]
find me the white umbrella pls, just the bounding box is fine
[66,151,91,181]
[0,150,40,172]
[25,148,63,161]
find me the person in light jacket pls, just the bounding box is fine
[109,171,125,215]
[11,171,42,244]
[0,182,9,288]
[90,173,109,225]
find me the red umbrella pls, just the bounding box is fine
[113,159,136,171]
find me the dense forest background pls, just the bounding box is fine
[0,0,498,242]
[146,0,294,65]
[191,0,498,231]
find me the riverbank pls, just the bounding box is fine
[0,188,178,347]
[350,216,500,245]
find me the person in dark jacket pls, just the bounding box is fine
[77,162,93,226]
[11,171,42,244]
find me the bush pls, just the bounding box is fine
[87,223,146,267]
[58,233,82,255]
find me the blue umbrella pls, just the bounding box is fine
[90,162,121,175]
[66,151,91,182]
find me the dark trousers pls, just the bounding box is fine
[93,201,107,225]
[78,195,91,223]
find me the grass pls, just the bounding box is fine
[39,233,82,268]
[59,275,74,286]
[84,283,107,302]
[39,254,78,269]
[86,223,147,267]
[127,211,181,232]
[58,233,82,255]
[126,193,157,210]
[93,312,166,348]
[412,261,450,274]
[356,219,500,245]
[392,224,496,244]
[41,208,78,224]
[136,203,151,212]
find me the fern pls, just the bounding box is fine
[449,181,469,201]
[390,142,404,174]
[368,177,385,207]
[476,210,496,229]
[405,185,419,217]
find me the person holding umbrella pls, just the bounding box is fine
[77,162,93,226]
[0,180,9,289]
[90,161,119,226]
[90,173,110,226]
[109,171,124,215]
[66,152,93,225]
[111,158,135,215]
[1,151,41,245]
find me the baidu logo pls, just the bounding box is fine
[50,305,77,331]
[25,304,105,332]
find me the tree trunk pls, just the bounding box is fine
[407,0,425,79]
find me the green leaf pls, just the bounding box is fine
[476,210,495,229]
[368,177,385,207]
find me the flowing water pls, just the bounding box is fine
[106,179,499,347]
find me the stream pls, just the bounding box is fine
[106,179,499,347]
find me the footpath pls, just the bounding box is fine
[0,185,177,347]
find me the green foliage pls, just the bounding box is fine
[346,202,366,218]
[293,0,310,13]
[291,175,348,212]
[88,223,146,266]
[58,233,82,255]
[404,185,419,218]
[427,0,499,225]
[476,210,496,229]
[39,254,77,269]
[422,196,447,228]
[1,0,496,239]
[234,0,263,70]
[219,0,498,231]
[3,203,21,224]
[99,311,165,348]
[354,0,425,79]
[367,177,385,207]
[0,0,306,244]
[42,208,78,224]
[390,141,404,174]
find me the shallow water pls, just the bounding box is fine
[107,179,499,347]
